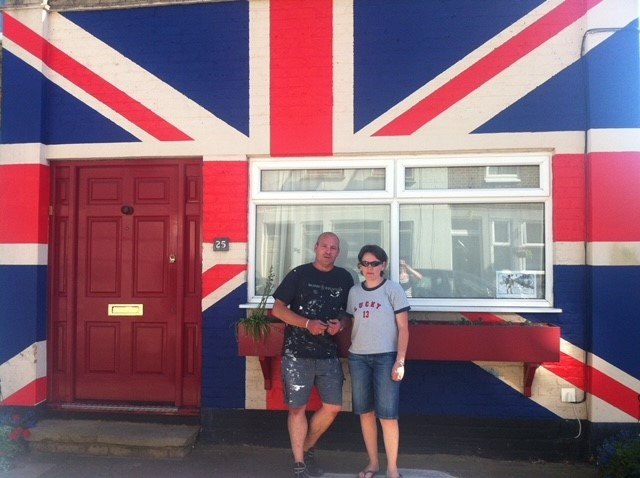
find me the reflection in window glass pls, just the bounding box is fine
[406,165,539,190]
[399,203,545,299]
[261,168,385,191]
[255,204,390,294]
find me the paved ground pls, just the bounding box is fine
[2,443,597,478]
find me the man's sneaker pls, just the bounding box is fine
[293,462,309,478]
[303,447,324,476]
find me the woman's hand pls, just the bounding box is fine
[326,319,342,336]
[392,361,405,381]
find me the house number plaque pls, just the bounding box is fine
[213,237,230,251]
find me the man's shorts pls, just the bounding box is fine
[281,355,344,408]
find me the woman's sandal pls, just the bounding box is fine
[357,470,379,478]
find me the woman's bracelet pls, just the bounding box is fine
[396,360,405,367]
[305,319,310,329]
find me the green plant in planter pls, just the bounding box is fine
[238,267,275,342]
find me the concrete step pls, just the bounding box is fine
[28,419,200,459]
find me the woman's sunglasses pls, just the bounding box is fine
[359,260,383,268]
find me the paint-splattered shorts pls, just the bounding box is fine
[281,355,344,408]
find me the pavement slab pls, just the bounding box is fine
[2,443,597,478]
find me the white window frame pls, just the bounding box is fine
[248,153,557,312]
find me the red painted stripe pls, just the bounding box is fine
[203,162,248,242]
[545,353,640,420]
[270,0,333,156]
[202,264,247,298]
[588,152,640,242]
[0,164,49,244]
[4,15,191,142]
[553,154,586,242]
[374,0,602,136]
[0,377,47,406]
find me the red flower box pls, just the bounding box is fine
[238,320,560,396]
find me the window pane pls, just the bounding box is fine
[406,165,539,190]
[399,203,545,299]
[261,168,385,191]
[255,204,390,293]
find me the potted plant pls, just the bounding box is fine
[237,267,275,342]
[237,268,285,358]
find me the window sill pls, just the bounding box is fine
[239,303,562,313]
[407,305,562,313]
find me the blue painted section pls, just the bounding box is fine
[353,0,545,132]
[0,266,48,365]
[523,265,589,351]
[591,266,640,379]
[63,2,250,136]
[401,361,558,419]
[473,56,586,133]
[586,22,640,129]
[0,51,138,145]
[1,51,44,144]
[202,284,247,408]
[475,21,640,133]
[43,77,139,145]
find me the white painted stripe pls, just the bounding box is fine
[248,0,271,152]
[587,242,640,266]
[0,144,48,166]
[202,155,248,163]
[332,0,354,152]
[527,367,588,419]
[245,356,267,410]
[589,394,637,423]
[201,272,246,312]
[0,340,46,401]
[0,244,48,266]
[202,242,248,273]
[554,242,586,266]
[589,129,640,153]
[560,338,588,363]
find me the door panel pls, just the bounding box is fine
[75,164,178,402]
[49,159,202,409]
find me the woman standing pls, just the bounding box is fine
[347,245,410,478]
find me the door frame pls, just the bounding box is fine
[47,158,202,413]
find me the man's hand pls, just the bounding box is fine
[307,319,328,336]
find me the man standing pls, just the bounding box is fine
[272,232,354,478]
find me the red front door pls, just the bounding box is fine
[74,163,179,402]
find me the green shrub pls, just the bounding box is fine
[597,430,640,478]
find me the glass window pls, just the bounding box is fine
[399,204,545,300]
[250,154,552,309]
[254,204,389,295]
[406,165,539,189]
[261,168,385,191]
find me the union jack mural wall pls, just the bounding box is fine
[1,0,639,441]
